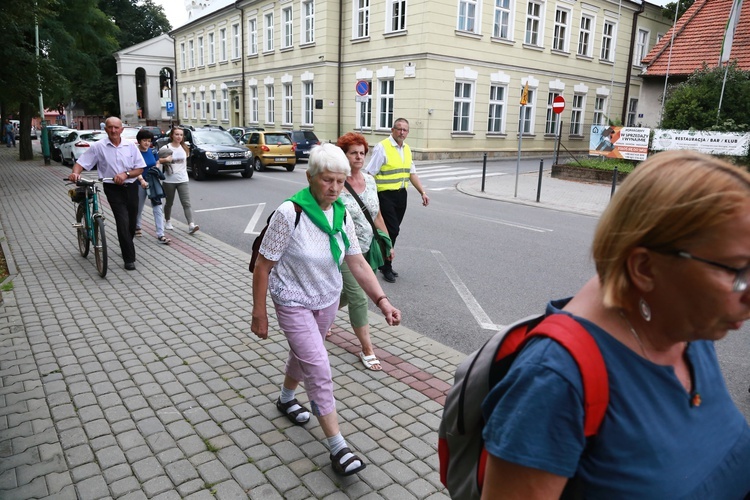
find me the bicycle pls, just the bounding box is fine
[66,177,110,277]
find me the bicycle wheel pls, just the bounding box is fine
[93,216,108,278]
[76,203,90,257]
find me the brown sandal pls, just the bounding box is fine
[330,447,366,476]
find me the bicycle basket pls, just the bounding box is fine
[68,187,87,203]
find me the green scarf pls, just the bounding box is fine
[288,187,350,268]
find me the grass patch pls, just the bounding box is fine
[0,281,12,292]
[202,438,219,453]
[568,157,636,174]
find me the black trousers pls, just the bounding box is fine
[103,182,140,264]
[377,188,408,272]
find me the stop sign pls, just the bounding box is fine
[552,95,565,114]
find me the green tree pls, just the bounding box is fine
[661,0,696,22]
[661,62,750,131]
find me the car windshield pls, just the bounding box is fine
[81,133,106,141]
[192,130,237,146]
[265,134,291,145]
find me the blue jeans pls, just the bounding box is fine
[136,185,165,237]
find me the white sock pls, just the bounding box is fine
[279,386,309,423]
[327,434,362,473]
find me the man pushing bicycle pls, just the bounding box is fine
[68,117,145,271]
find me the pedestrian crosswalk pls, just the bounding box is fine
[417,164,508,190]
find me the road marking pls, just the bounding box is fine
[195,203,260,213]
[422,172,507,181]
[244,203,267,234]
[431,250,504,331]
[429,187,454,191]
[431,207,554,233]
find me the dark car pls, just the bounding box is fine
[46,126,71,162]
[166,127,252,180]
[289,130,320,161]
[140,126,165,142]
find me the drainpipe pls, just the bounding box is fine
[337,0,343,138]
[235,0,246,125]
[171,34,179,125]
[622,1,645,124]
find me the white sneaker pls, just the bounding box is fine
[189,223,200,235]
[165,221,174,230]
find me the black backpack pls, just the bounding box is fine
[437,313,609,499]
[248,202,302,273]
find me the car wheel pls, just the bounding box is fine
[286,164,295,172]
[253,157,265,172]
[192,160,206,181]
[241,164,253,178]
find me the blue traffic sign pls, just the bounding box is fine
[355,80,370,97]
[166,101,175,113]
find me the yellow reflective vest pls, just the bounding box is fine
[374,139,412,192]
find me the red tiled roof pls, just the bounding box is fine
[643,0,750,76]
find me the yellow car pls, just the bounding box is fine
[240,131,297,172]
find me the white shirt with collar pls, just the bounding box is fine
[77,137,145,184]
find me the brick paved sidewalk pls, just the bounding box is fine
[0,147,462,499]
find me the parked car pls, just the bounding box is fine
[165,127,252,180]
[140,126,165,142]
[46,126,71,162]
[120,127,140,144]
[288,130,320,161]
[59,130,107,166]
[228,126,264,142]
[240,131,297,172]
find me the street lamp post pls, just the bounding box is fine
[35,3,50,164]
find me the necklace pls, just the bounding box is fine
[618,310,651,361]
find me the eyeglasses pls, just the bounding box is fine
[393,128,409,133]
[673,250,750,292]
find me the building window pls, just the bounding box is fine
[525,0,543,46]
[265,13,274,51]
[208,33,215,64]
[627,98,638,126]
[635,28,649,65]
[283,7,293,48]
[458,0,478,33]
[355,0,370,38]
[357,81,372,129]
[453,81,473,133]
[266,85,275,123]
[197,36,204,66]
[222,89,229,120]
[303,82,314,125]
[283,83,293,125]
[577,14,593,57]
[250,86,259,123]
[188,40,195,68]
[520,87,535,133]
[553,7,569,52]
[232,24,240,58]
[201,91,206,119]
[211,90,217,120]
[303,0,315,43]
[387,0,406,32]
[493,0,511,39]
[377,79,394,129]
[219,28,227,61]
[488,84,506,133]
[593,96,606,126]
[545,92,561,135]
[183,94,189,116]
[191,92,197,119]
[569,94,585,135]
[601,20,615,61]
[248,19,258,55]
[180,43,186,70]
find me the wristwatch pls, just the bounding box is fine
[125,171,131,178]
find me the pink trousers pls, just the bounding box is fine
[274,301,339,417]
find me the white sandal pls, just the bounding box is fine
[359,352,382,371]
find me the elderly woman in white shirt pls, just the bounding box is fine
[251,143,401,477]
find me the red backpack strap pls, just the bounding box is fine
[528,314,609,437]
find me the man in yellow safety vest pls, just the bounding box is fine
[365,118,429,283]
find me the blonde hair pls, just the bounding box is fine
[593,150,750,309]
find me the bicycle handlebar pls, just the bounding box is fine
[63,177,115,186]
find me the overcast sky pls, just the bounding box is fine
[152,0,674,33]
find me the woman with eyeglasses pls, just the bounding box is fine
[480,150,750,498]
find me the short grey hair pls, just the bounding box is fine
[307,143,351,177]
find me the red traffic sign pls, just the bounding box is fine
[552,95,565,114]
[355,80,370,96]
